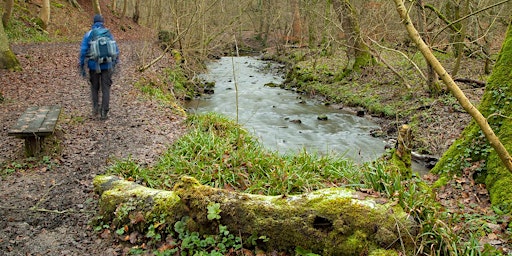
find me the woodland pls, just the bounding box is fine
[1,0,512,255]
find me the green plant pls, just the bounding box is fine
[134,67,193,116]
[295,247,321,256]
[169,216,242,255]
[108,113,360,195]
[0,161,22,178]
[207,203,222,220]
[5,14,50,43]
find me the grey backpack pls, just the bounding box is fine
[88,28,118,71]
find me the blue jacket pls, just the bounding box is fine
[79,22,119,71]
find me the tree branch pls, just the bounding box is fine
[393,0,512,174]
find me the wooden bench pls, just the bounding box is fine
[8,105,62,157]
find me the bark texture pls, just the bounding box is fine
[39,0,51,30]
[2,0,14,28]
[332,0,372,77]
[94,175,418,255]
[0,16,20,70]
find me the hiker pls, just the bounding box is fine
[79,14,119,120]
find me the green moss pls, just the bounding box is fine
[94,175,184,227]
[485,118,512,214]
[0,50,22,71]
[369,249,399,256]
[94,175,416,255]
[432,175,449,189]
[391,149,411,178]
[340,230,367,254]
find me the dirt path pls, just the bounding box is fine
[0,41,186,255]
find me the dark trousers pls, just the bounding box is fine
[89,69,112,114]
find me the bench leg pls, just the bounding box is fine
[24,136,44,157]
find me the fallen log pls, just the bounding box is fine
[93,175,418,255]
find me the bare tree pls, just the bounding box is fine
[332,0,372,78]
[416,0,441,95]
[40,0,51,30]
[92,0,101,15]
[290,0,302,44]
[2,0,13,28]
[122,0,128,19]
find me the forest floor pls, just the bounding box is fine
[0,40,188,255]
[0,1,511,256]
[0,3,188,255]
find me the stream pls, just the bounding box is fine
[185,56,387,163]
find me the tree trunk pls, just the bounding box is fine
[2,0,14,28]
[416,0,441,95]
[133,0,140,24]
[450,0,470,77]
[332,0,372,78]
[40,0,51,30]
[393,0,512,213]
[291,0,302,44]
[396,124,412,171]
[122,0,127,18]
[0,16,21,71]
[94,175,417,255]
[92,0,101,15]
[112,0,117,11]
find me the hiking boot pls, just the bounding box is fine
[100,110,108,120]
[92,105,99,116]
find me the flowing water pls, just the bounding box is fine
[185,56,387,163]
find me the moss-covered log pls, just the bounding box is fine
[94,175,417,255]
[432,20,512,213]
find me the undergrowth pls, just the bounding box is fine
[104,111,504,255]
[99,47,507,255]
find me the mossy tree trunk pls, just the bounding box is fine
[94,175,417,255]
[0,13,21,71]
[432,20,512,214]
[332,0,373,79]
[2,0,13,28]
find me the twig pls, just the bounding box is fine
[0,206,95,214]
[454,78,486,88]
[31,181,61,210]
[231,34,240,124]
[31,208,96,214]
[368,37,427,82]
[433,0,511,41]
[365,38,411,89]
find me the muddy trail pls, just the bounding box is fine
[0,41,186,255]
